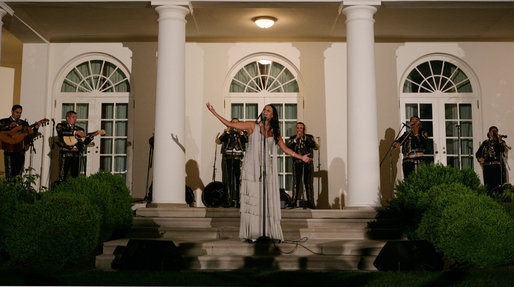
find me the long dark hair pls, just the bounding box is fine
[256,105,280,144]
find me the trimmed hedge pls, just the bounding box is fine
[388,163,483,238]
[51,171,133,242]
[417,183,514,267]
[5,192,100,265]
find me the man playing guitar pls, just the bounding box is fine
[0,105,43,180]
[56,110,103,184]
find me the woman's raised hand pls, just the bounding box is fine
[206,102,216,114]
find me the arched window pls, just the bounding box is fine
[400,55,480,172]
[403,60,472,93]
[227,56,301,193]
[61,59,130,93]
[230,60,299,93]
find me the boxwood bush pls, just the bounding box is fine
[4,192,100,265]
[0,173,41,253]
[387,163,483,238]
[51,171,133,241]
[417,183,514,267]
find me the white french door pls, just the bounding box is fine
[56,95,129,177]
[400,97,479,171]
[225,94,299,192]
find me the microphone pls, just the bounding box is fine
[262,114,267,120]
[402,122,410,128]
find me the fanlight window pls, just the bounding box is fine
[403,60,472,93]
[61,60,130,93]
[230,61,299,93]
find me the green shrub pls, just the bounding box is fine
[387,164,483,238]
[417,185,514,267]
[0,172,42,252]
[5,192,100,265]
[51,171,133,241]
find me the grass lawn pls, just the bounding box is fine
[0,267,513,286]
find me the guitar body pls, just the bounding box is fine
[0,118,48,152]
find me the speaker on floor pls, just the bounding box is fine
[373,240,443,271]
[116,239,182,271]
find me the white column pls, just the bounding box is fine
[152,4,189,204]
[0,8,8,62]
[343,5,380,206]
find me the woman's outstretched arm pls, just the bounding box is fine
[277,136,312,163]
[206,102,255,133]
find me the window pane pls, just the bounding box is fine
[462,156,474,169]
[445,104,458,119]
[426,139,434,155]
[285,122,296,138]
[446,121,458,137]
[272,104,283,119]
[76,121,88,132]
[100,156,112,172]
[115,139,127,154]
[285,156,292,173]
[102,104,114,119]
[461,121,473,137]
[114,156,126,172]
[285,174,293,191]
[406,104,418,119]
[101,139,113,154]
[459,104,472,119]
[116,121,127,136]
[278,156,284,173]
[246,104,258,119]
[447,156,459,168]
[420,104,433,119]
[116,104,128,119]
[231,104,243,119]
[76,104,89,119]
[461,139,473,155]
[446,139,459,154]
[282,81,299,92]
[285,104,297,119]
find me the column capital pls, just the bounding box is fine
[154,3,190,22]
[343,4,377,22]
[343,0,381,7]
[152,0,190,7]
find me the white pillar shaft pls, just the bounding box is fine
[0,9,7,63]
[152,5,189,204]
[344,5,380,206]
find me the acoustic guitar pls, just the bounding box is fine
[62,129,106,146]
[0,118,49,152]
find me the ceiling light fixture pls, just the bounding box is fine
[253,16,277,29]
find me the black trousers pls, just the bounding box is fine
[292,161,314,208]
[222,157,242,205]
[58,152,80,182]
[3,151,25,180]
[483,164,504,194]
[402,157,424,179]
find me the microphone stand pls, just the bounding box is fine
[48,119,56,188]
[256,115,272,244]
[456,124,462,169]
[380,123,409,199]
[144,136,154,202]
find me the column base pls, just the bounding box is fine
[146,203,189,208]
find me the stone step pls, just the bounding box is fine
[97,238,383,271]
[135,207,377,219]
[131,217,371,229]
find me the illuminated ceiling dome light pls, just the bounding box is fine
[253,16,277,29]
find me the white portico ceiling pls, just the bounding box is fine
[2,1,514,43]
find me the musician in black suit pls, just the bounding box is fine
[56,111,99,183]
[286,122,318,209]
[217,118,248,208]
[0,105,40,180]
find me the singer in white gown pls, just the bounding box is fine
[206,103,312,242]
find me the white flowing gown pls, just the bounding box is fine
[238,123,284,241]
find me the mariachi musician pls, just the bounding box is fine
[286,122,318,209]
[216,118,248,208]
[0,105,42,180]
[56,110,101,183]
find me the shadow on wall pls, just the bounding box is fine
[379,128,400,204]
[186,159,205,199]
[47,135,61,188]
[322,157,346,209]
